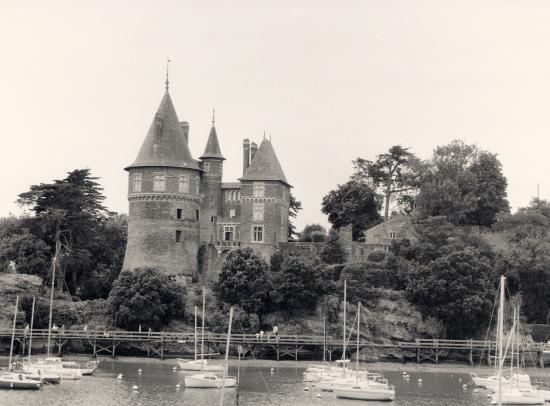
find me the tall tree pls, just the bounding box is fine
[288,193,303,241]
[416,140,509,226]
[353,145,425,220]
[300,224,327,242]
[17,169,116,292]
[321,179,381,240]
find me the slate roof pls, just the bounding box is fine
[200,125,225,160]
[240,139,290,186]
[222,182,241,189]
[126,90,199,170]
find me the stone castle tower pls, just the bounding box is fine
[122,81,291,277]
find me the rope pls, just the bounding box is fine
[236,319,269,392]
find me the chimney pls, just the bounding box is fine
[243,139,250,175]
[250,142,258,162]
[180,121,190,144]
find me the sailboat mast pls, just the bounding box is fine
[8,296,19,372]
[343,279,347,377]
[497,275,506,406]
[219,306,234,406]
[356,302,361,384]
[194,306,198,362]
[47,224,60,357]
[28,296,36,365]
[201,287,206,362]
[323,316,326,363]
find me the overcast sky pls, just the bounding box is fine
[1,0,549,230]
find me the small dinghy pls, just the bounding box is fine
[0,372,43,390]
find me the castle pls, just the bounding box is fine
[122,80,291,278]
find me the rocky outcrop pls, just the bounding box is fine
[0,273,42,328]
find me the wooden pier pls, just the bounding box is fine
[0,329,547,366]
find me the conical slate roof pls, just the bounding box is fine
[240,139,290,186]
[200,125,225,160]
[126,91,199,170]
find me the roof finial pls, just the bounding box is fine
[165,55,171,91]
[263,130,266,140]
[212,108,215,126]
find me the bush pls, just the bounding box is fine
[108,268,185,330]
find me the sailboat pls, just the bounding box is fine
[25,225,83,380]
[177,288,226,373]
[333,302,396,401]
[184,306,237,389]
[489,276,544,406]
[0,296,43,390]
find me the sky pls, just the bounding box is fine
[1,0,550,231]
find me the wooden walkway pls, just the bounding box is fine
[0,329,547,366]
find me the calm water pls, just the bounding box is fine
[0,358,544,406]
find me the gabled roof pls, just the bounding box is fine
[200,125,225,160]
[240,139,291,186]
[125,90,199,170]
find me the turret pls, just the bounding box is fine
[122,80,201,276]
[242,139,250,175]
[199,111,225,242]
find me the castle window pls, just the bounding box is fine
[211,195,214,203]
[195,209,200,221]
[204,163,210,172]
[132,173,142,192]
[237,191,240,200]
[176,208,182,220]
[196,177,200,194]
[253,203,264,221]
[224,226,235,241]
[253,226,263,242]
[253,182,264,198]
[179,175,189,193]
[389,232,396,239]
[211,215,216,223]
[229,209,236,218]
[231,190,236,201]
[175,230,182,243]
[153,172,166,192]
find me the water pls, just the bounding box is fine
[0,358,543,406]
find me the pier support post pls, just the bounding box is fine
[538,351,544,368]
[416,348,420,364]
[276,344,279,361]
[160,333,164,360]
[112,339,116,358]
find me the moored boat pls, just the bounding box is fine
[0,372,43,390]
[334,384,396,401]
[184,373,237,388]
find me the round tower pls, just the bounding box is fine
[199,112,225,243]
[123,82,201,276]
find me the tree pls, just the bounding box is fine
[353,145,425,220]
[214,248,271,317]
[416,141,509,226]
[288,193,303,241]
[300,224,327,242]
[0,232,50,278]
[320,228,346,264]
[321,180,382,240]
[270,256,329,315]
[406,248,495,339]
[17,169,119,293]
[109,268,184,330]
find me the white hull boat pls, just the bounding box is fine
[335,385,395,401]
[490,390,544,405]
[184,373,237,388]
[0,372,43,390]
[31,357,82,380]
[62,360,100,376]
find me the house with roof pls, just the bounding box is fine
[122,78,291,279]
[362,214,414,252]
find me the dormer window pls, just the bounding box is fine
[253,182,264,198]
[132,173,142,192]
[153,172,166,192]
[179,175,189,193]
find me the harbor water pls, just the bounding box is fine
[0,358,547,406]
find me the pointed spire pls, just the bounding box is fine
[200,111,225,160]
[240,139,290,186]
[126,89,198,170]
[165,56,171,91]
